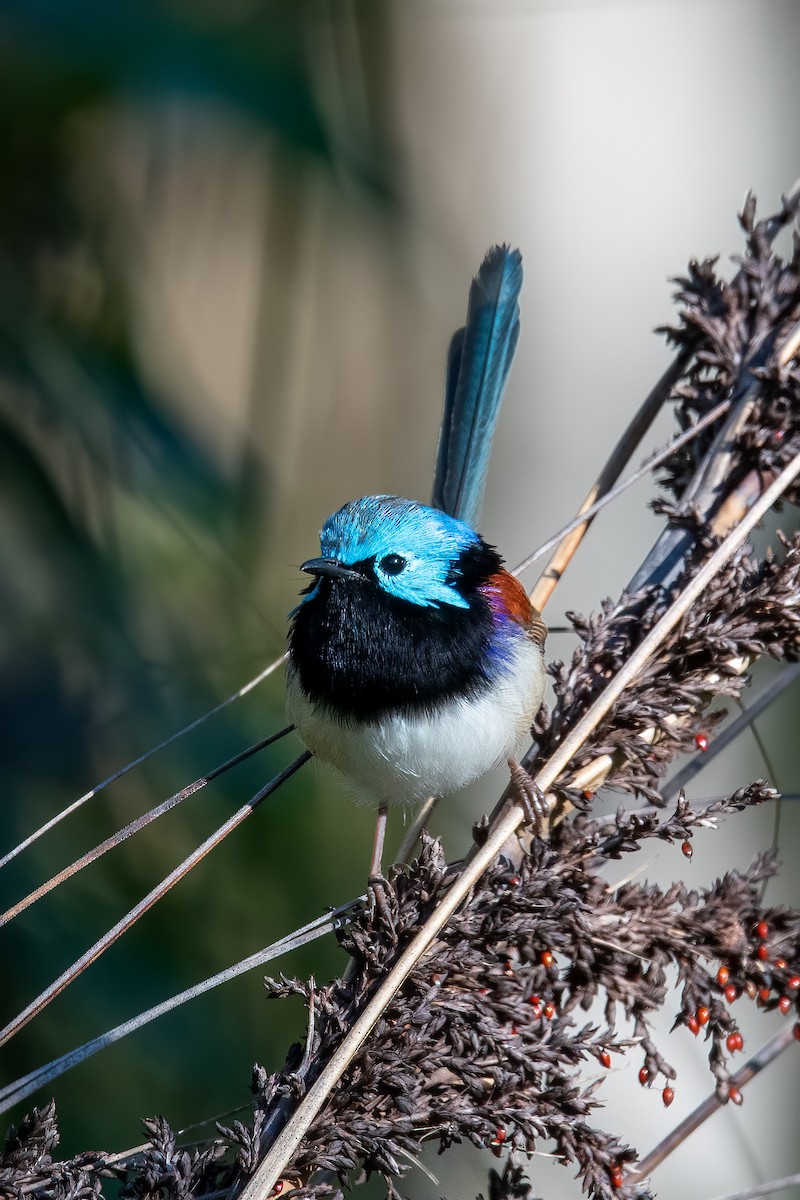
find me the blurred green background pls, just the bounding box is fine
[0,0,411,1167]
[1,2,800,1197]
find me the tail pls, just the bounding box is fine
[431,245,523,529]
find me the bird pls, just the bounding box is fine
[286,246,547,874]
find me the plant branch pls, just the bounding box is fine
[238,451,800,1200]
[0,751,310,1050]
[0,652,288,871]
[633,1025,799,1185]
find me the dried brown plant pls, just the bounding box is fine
[3,189,800,1200]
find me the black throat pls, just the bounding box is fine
[288,541,502,720]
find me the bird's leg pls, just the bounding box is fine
[508,758,550,838]
[368,803,388,880]
[367,803,396,927]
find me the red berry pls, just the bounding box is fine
[504,959,515,975]
[510,875,521,887]
[695,732,709,751]
[544,1002,556,1019]
[511,1025,519,1035]
[717,966,730,987]
[479,988,490,996]
[788,976,800,990]
[687,1014,700,1035]
[794,1023,800,1041]
[662,1086,675,1107]
[697,1005,710,1026]
[724,983,738,1003]
[756,920,769,940]
[609,1165,623,1190]
[726,1031,743,1053]
[582,790,594,801]
[600,1050,612,1069]
[757,944,769,962]
[681,840,693,859]
[639,1066,650,1086]
[759,987,771,1003]
[493,1126,507,1145]
[272,1185,284,1197]
[541,950,554,968]
[778,996,791,1015]
[729,1086,743,1106]
[774,958,786,970]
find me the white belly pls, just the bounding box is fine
[286,638,545,809]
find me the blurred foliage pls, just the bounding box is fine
[0,0,399,1160]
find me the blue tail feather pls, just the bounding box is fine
[431,245,523,529]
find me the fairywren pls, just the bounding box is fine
[287,247,546,836]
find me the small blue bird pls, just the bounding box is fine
[287,247,546,864]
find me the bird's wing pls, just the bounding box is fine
[431,245,523,529]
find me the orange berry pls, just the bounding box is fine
[687,1014,700,1035]
[540,950,554,968]
[717,966,730,987]
[681,840,693,859]
[729,1086,743,1106]
[697,1005,710,1026]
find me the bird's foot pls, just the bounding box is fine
[367,871,397,938]
[508,758,550,838]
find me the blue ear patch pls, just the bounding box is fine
[319,495,480,609]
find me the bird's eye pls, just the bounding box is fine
[379,553,406,576]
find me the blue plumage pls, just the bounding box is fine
[316,496,479,610]
[287,245,545,827]
[431,245,523,529]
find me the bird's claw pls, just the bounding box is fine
[508,758,550,838]
[367,872,393,926]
